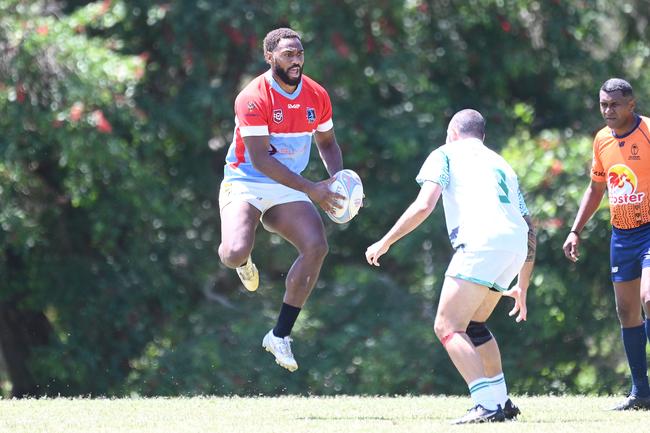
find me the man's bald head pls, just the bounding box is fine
[447,109,486,141]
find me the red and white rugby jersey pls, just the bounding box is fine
[224,70,333,183]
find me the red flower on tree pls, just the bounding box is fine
[93,110,113,133]
[70,102,84,122]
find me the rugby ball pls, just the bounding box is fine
[327,169,363,224]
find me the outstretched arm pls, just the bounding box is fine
[365,181,442,266]
[562,180,607,262]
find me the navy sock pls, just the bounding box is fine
[621,324,650,397]
[646,319,650,346]
[273,303,301,338]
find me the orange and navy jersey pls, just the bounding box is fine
[224,70,333,183]
[591,115,650,229]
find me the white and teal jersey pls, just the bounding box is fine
[416,137,529,254]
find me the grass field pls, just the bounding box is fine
[0,395,648,433]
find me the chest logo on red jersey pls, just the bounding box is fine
[273,109,283,124]
[608,164,645,205]
[306,107,316,123]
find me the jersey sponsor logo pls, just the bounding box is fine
[247,101,256,111]
[306,107,316,123]
[268,142,306,157]
[618,141,625,147]
[273,108,283,124]
[607,164,645,205]
[592,169,606,177]
[629,143,641,160]
[288,103,301,109]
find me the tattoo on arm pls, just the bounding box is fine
[525,215,536,262]
[526,227,537,262]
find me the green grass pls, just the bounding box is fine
[0,395,647,433]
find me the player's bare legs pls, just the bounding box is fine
[218,201,261,268]
[471,291,503,376]
[472,290,520,418]
[435,276,505,423]
[434,277,489,383]
[612,277,650,410]
[262,201,328,307]
[258,200,328,372]
[614,278,643,328]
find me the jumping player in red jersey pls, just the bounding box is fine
[218,28,346,372]
[563,78,650,410]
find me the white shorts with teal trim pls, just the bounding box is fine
[219,180,310,214]
[446,249,526,292]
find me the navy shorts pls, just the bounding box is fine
[610,222,650,282]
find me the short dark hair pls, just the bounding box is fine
[263,28,301,53]
[449,109,485,139]
[601,78,634,97]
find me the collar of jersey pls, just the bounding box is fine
[266,70,303,100]
[447,137,484,146]
[611,114,641,139]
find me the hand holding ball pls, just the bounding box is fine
[326,169,363,224]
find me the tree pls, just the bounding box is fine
[1,0,649,396]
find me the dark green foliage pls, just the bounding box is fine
[1,0,649,397]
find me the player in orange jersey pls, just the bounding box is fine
[563,78,650,410]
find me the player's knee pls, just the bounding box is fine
[303,237,329,261]
[466,321,493,347]
[433,318,453,342]
[615,304,638,325]
[218,243,250,269]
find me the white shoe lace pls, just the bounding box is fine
[275,336,294,359]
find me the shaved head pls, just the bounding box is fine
[601,78,634,98]
[448,109,486,139]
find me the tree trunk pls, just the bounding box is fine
[0,300,53,397]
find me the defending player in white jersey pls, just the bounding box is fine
[365,109,536,424]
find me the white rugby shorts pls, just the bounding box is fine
[218,180,310,214]
[446,249,526,292]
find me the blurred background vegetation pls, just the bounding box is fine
[1,0,649,397]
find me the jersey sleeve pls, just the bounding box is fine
[234,91,269,137]
[590,137,606,182]
[316,88,333,132]
[416,148,449,189]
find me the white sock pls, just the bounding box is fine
[468,378,498,410]
[488,373,508,407]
